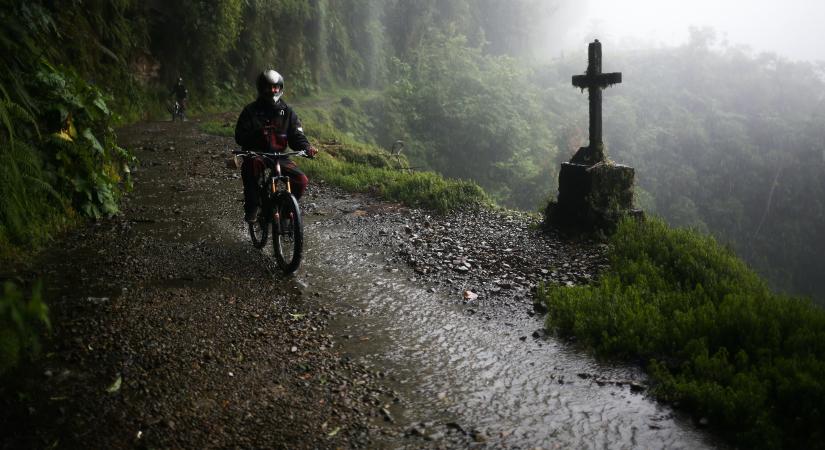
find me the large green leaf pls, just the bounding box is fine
[81,128,104,154]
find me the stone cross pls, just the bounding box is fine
[571,39,621,164]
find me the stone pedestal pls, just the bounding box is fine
[545,161,636,232]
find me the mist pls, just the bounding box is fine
[540,0,825,62]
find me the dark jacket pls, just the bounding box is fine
[172,83,188,100]
[234,98,310,153]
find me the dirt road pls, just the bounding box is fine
[1,118,718,449]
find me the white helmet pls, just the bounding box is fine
[256,69,284,104]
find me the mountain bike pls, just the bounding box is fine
[233,150,308,274]
[171,100,186,121]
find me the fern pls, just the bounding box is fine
[0,98,15,142]
[0,280,49,375]
[0,146,31,242]
[0,95,59,245]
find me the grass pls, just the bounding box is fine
[300,152,490,212]
[199,120,234,138]
[539,217,825,449]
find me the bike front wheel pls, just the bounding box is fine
[248,208,269,249]
[273,193,303,274]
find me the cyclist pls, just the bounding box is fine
[171,77,188,118]
[234,69,318,223]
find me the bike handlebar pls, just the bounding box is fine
[232,149,309,158]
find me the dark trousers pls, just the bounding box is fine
[241,156,308,213]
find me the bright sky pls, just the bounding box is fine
[546,0,825,62]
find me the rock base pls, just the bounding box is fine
[545,161,638,232]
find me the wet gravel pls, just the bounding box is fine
[1,120,399,449]
[2,116,611,449]
[367,207,608,318]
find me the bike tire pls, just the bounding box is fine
[248,209,269,249]
[273,193,303,274]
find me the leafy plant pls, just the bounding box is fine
[35,62,135,220]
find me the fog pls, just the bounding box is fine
[542,0,825,62]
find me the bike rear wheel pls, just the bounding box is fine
[273,193,303,274]
[248,208,269,249]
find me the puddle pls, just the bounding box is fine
[290,217,721,449]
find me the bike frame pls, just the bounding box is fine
[233,149,308,274]
[172,100,186,121]
[235,149,306,208]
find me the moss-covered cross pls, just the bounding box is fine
[571,40,622,164]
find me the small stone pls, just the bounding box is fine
[380,407,395,423]
[424,431,444,441]
[463,290,478,301]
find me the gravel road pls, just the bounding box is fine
[1,117,715,449]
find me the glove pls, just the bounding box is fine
[306,145,318,158]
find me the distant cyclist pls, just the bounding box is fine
[234,69,317,223]
[170,77,188,119]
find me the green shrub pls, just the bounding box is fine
[540,217,825,449]
[0,281,49,376]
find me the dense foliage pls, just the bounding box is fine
[540,217,825,449]
[369,33,556,210]
[0,2,137,254]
